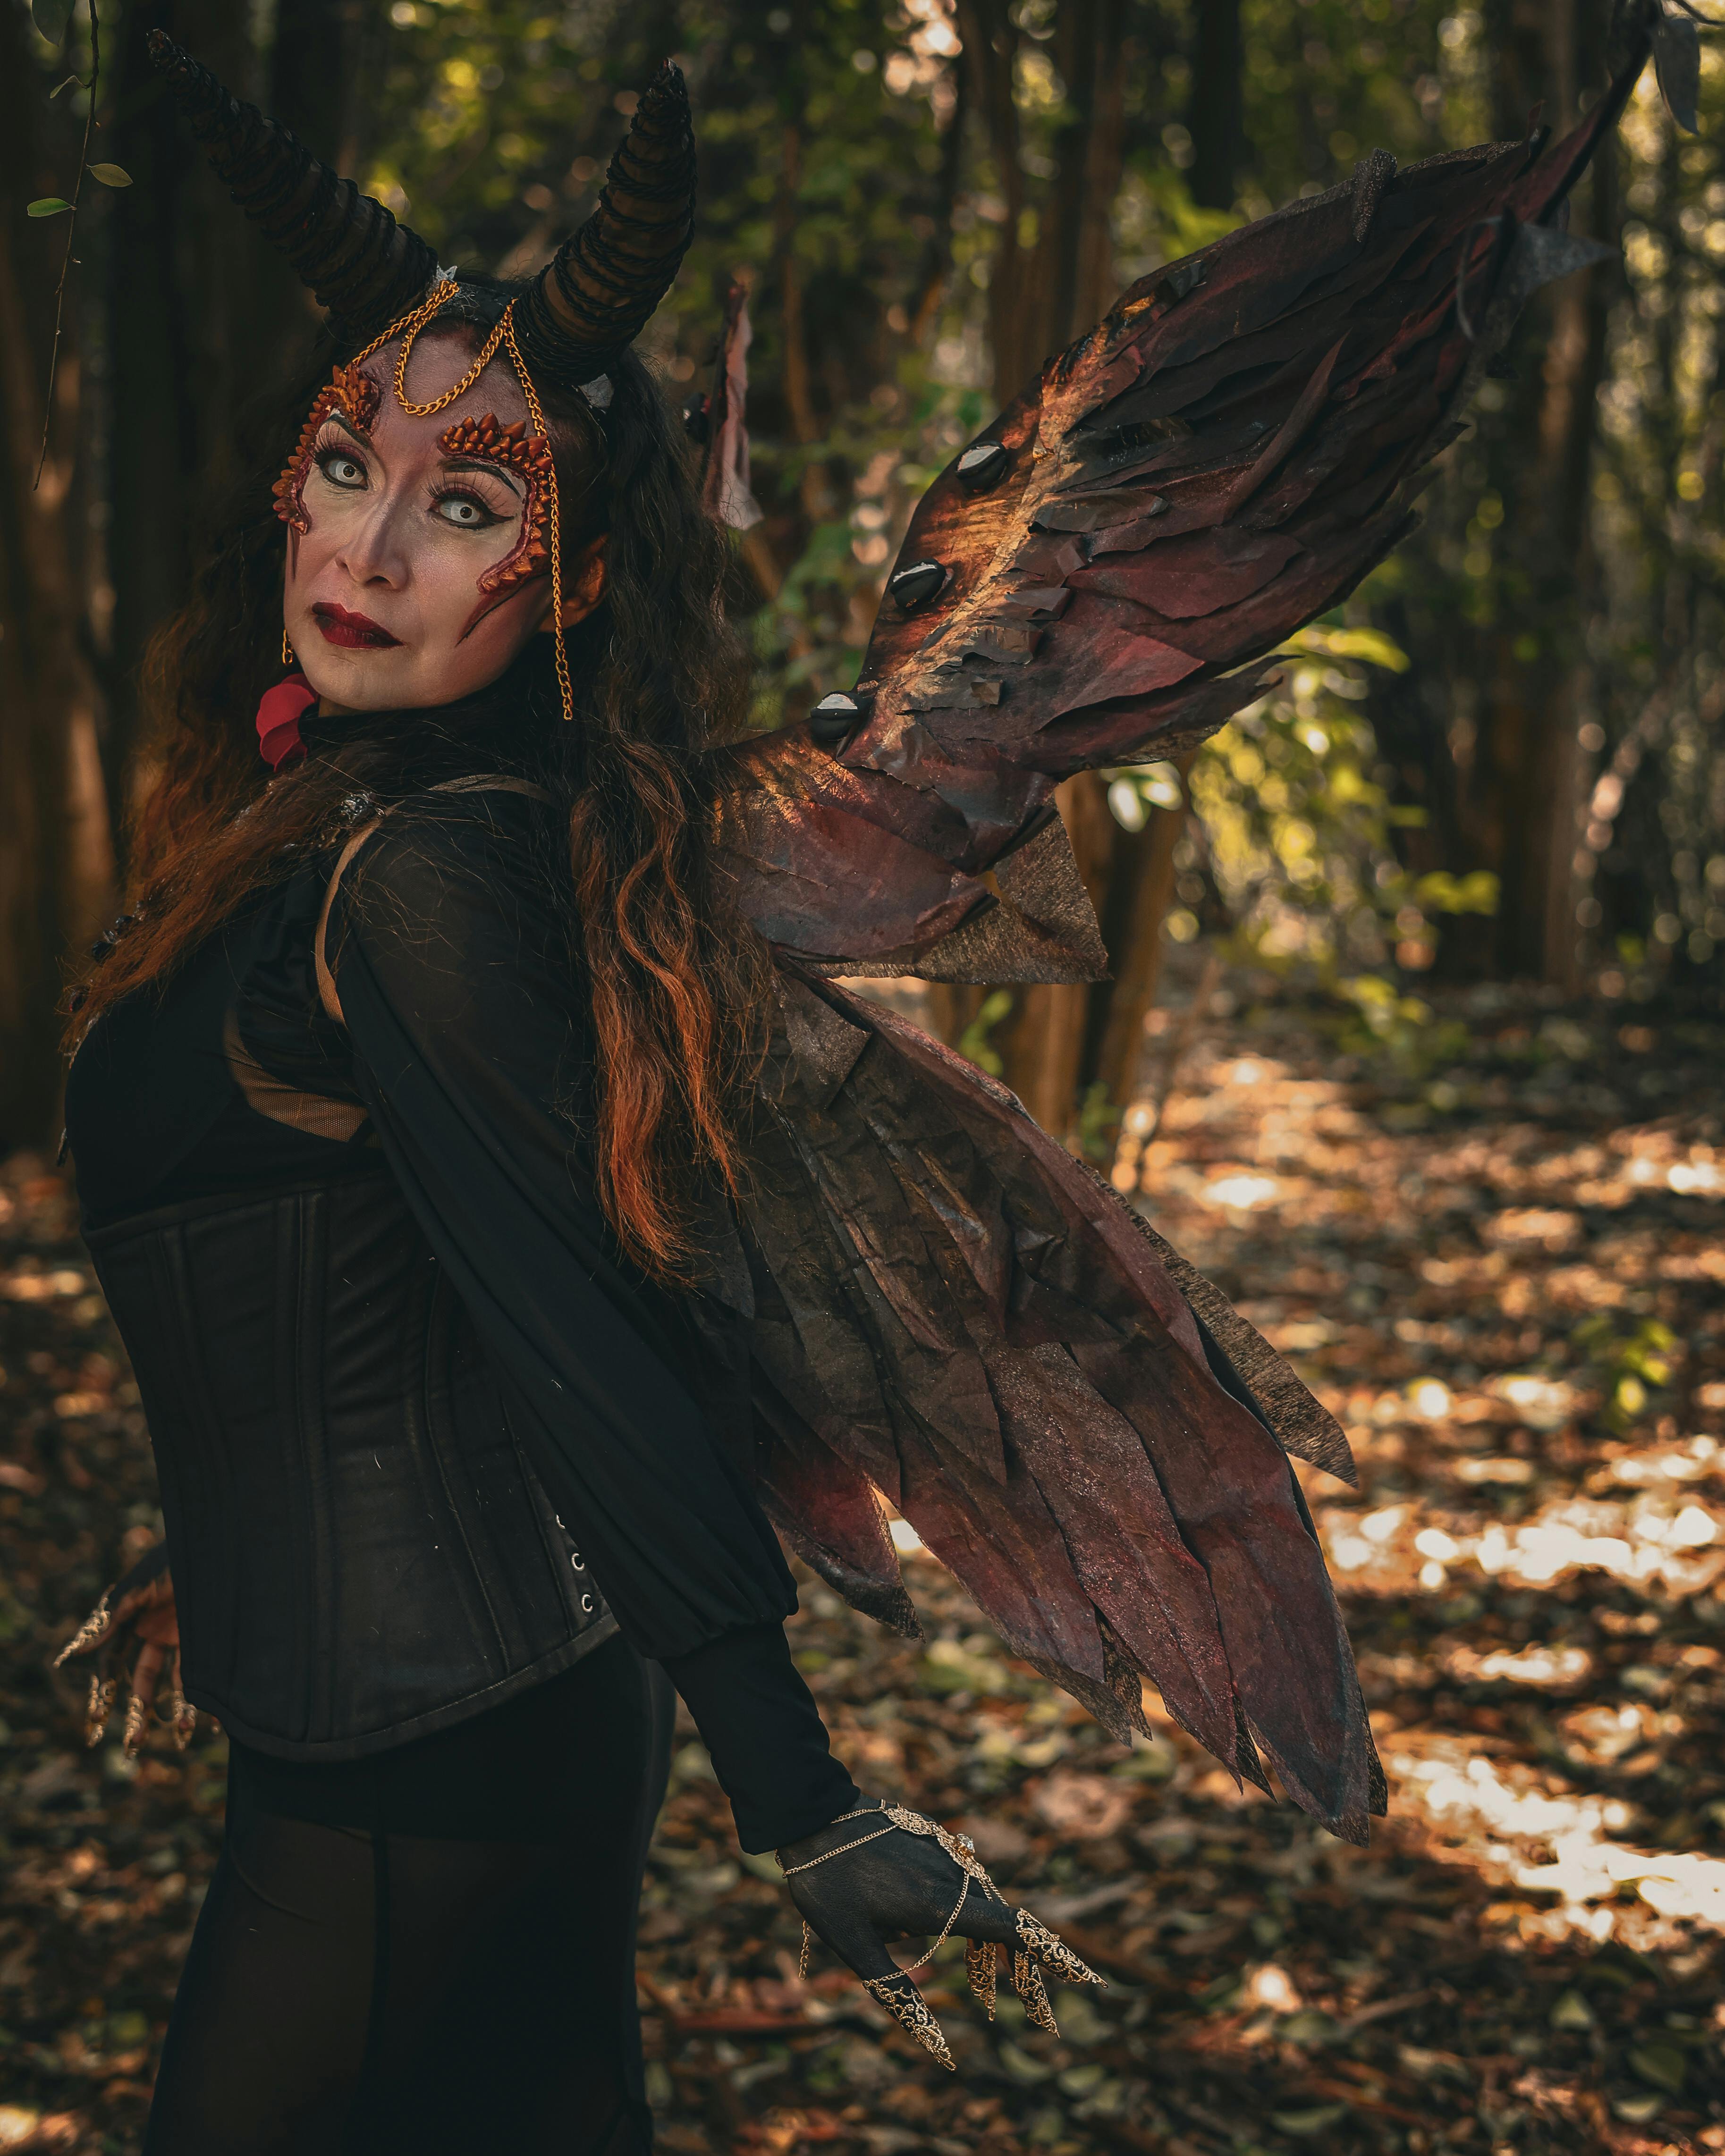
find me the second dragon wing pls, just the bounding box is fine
[715,39,1648,982]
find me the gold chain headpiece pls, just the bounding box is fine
[276,275,576,724]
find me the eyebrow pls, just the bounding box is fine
[440,455,526,500]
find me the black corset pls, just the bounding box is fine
[85,1166,613,1759]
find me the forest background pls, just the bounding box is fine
[3,8,1725,2153]
[0,0,1721,1150]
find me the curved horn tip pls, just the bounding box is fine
[638,59,692,119]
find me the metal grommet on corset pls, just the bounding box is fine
[580,1593,594,1613]
[569,1550,584,1571]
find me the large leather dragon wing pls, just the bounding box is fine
[715,34,1651,984]
[698,33,1660,1844]
[691,969,1384,1841]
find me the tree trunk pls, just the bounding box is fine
[1091,753,1197,1106]
[1187,0,1245,211]
[956,0,1136,1130]
[1466,0,1613,981]
[100,5,257,819]
[954,0,1025,402]
[1057,7,1242,1122]
[997,772,1115,1137]
[964,0,1128,404]
[0,6,98,1145]
[101,1,377,841]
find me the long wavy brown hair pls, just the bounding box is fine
[73,305,766,1282]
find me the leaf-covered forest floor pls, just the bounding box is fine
[1,980,1723,2156]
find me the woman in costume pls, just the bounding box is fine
[54,18,1659,2153]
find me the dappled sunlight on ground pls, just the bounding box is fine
[0,982,1723,2152]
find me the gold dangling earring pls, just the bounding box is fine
[282,626,294,668]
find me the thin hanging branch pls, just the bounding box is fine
[31,0,128,490]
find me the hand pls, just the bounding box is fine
[776,1800,1103,2067]
[52,1542,195,1755]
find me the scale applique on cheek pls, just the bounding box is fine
[438,413,554,596]
[274,362,382,534]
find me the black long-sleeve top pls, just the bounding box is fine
[66,753,858,1852]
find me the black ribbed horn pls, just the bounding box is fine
[517,61,696,383]
[146,30,438,342]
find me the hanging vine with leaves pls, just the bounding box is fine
[25,0,130,488]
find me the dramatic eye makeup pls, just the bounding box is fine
[428,464,523,531]
[304,420,522,533]
[312,426,370,491]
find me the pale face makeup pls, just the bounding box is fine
[282,331,604,716]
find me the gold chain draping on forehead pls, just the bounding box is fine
[328,278,574,724]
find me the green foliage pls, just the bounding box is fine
[1573,1315,1677,1434]
[957,988,1014,1077]
[1330,975,1465,1070]
[1169,623,1493,1061]
[1074,1081,1118,1165]
[347,0,1716,1008]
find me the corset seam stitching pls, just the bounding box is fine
[406,1256,512,1672]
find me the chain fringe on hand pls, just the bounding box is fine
[783,1802,1106,2067]
[966,1937,998,2019]
[84,1673,117,1748]
[123,1690,150,1758]
[55,1593,112,1670]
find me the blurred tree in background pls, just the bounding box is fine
[0,0,1720,1152]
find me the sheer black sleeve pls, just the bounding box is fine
[326,795,858,1849]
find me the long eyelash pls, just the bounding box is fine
[313,422,365,463]
[427,478,516,523]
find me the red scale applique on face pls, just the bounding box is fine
[273,361,382,533]
[437,413,555,596]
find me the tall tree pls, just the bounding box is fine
[99,1,380,835]
[1187,0,1244,210]
[952,0,1141,1133]
[1376,0,1620,985]
[0,0,97,1142]
[1467,0,1615,982]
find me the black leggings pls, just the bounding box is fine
[143,1636,676,2156]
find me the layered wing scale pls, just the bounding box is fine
[693,974,1383,1843]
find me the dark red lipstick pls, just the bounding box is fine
[313,603,402,649]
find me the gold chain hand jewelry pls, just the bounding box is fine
[862,1974,956,2070]
[53,1591,113,1670]
[777,1800,1106,2068]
